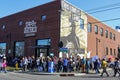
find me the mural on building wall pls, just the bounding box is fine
[60,1,87,57]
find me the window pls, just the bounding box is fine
[15,41,25,57]
[88,22,92,32]
[18,20,23,26]
[100,28,103,36]
[114,49,116,56]
[41,15,47,21]
[106,47,108,55]
[37,39,51,46]
[0,43,6,55]
[110,48,112,55]
[94,25,98,34]
[80,18,84,29]
[110,32,112,39]
[1,25,5,30]
[105,30,108,38]
[113,34,115,40]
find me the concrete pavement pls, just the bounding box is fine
[12,68,112,77]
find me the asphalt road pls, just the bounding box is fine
[0,69,120,80]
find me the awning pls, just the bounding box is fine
[29,45,50,48]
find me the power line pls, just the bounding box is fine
[85,2,120,12]
[91,17,120,24]
[62,17,120,29]
[88,6,120,14]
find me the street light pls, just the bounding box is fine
[96,38,100,55]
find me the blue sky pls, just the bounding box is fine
[0,0,120,29]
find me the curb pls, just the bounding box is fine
[59,73,75,76]
[11,68,112,77]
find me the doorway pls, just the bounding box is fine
[36,48,49,58]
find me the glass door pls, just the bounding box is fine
[37,48,48,58]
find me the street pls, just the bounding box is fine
[0,70,120,80]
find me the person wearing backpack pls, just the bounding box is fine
[113,57,120,77]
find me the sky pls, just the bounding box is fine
[0,0,120,29]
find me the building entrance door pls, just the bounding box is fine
[36,48,49,58]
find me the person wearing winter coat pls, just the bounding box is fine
[113,57,120,77]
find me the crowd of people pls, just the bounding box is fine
[0,55,120,77]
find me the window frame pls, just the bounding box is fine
[105,30,108,38]
[94,25,98,34]
[114,49,116,56]
[18,20,23,26]
[113,34,115,40]
[1,25,6,30]
[14,41,25,57]
[80,18,84,29]
[0,42,7,55]
[110,48,112,55]
[88,22,92,32]
[100,28,103,36]
[41,15,47,21]
[106,47,108,55]
[110,32,112,39]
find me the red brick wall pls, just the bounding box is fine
[0,0,61,57]
[87,15,119,60]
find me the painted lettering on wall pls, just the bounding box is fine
[24,20,37,37]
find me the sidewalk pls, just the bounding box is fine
[13,68,112,77]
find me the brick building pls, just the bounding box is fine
[0,0,119,60]
[87,15,120,60]
[0,0,61,58]
[0,0,87,59]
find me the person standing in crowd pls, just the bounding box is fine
[100,59,109,77]
[36,57,40,72]
[68,58,73,72]
[86,58,90,73]
[81,56,86,73]
[94,59,100,73]
[27,56,32,70]
[2,58,7,73]
[46,56,49,72]
[0,61,2,72]
[23,57,28,72]
[113,57,120,77]
[57,58,63,72]
[31,56,36,72]
[53,56,58,72]
[75,56,80,71]
[63,57,68,72]
[43,57,47,72]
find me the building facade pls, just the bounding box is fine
[0,0,87,59]
[87,15,120,59]
[60,1,87,58]
[0,0,61,58]
[0,0,119,60]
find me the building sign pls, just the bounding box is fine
[24,20,37,37]
[60,48,68,52]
